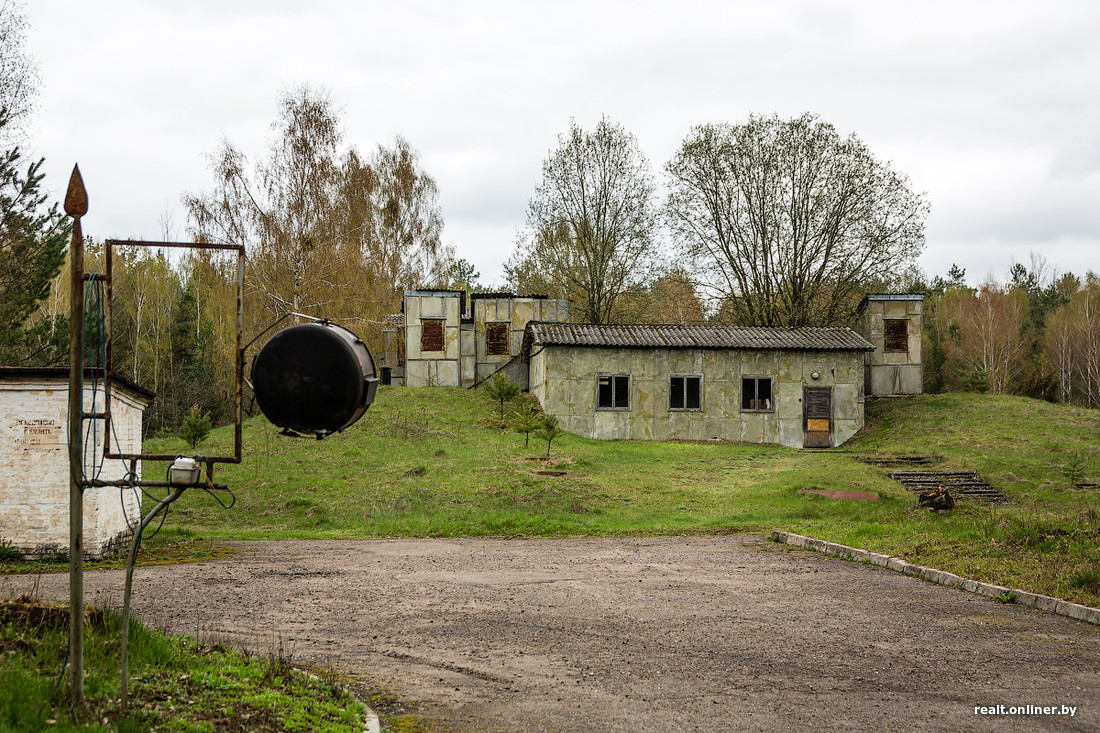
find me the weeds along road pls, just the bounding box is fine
[9,535,1100,732]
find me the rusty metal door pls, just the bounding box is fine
[803,387,832,448]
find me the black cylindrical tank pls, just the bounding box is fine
[251,321,378,437]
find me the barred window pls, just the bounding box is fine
[884,319,908,352]
[421,319,444,352]
[486,322,510,356]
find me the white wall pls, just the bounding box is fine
[0,376,148,558]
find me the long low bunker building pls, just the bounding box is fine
[525,323,875,449]
[386,290,923,449]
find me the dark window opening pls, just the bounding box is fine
[670,375,702,410]
[884,319,908,352]
[486,322,510,356]
[741,377,773,411]
[421,319,444,352]
[598,375,630,409]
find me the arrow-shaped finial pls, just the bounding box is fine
[64,164,87,218]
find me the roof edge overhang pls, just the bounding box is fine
[0,366,156,403]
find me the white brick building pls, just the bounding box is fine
[0,367,152,559]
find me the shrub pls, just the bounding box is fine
[0,537,24,562]
[179,404,212,449]
[510,402,543,448]
[485,373,520,418]
[535,414,565,461]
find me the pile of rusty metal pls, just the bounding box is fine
[918,486,955,511]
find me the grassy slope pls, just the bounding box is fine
[0,598,364,732]
[132,387,1100,606]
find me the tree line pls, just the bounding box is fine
[913,260,1100,408]
[3,0,1097,439]
[27,87,456,436]
[505,113,928,329]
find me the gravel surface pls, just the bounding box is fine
[7,535,1100,732]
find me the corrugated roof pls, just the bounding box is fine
[527,323,873,351]
[861,293,925,301]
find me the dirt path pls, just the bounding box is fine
[7,536,1100,732]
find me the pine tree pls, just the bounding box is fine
[0,150,70,363]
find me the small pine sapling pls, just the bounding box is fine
[535,413,565,461]
[179,404,212,449]
[1062,452,1091,488]
[510,401,543,448]
[485,373,520,418]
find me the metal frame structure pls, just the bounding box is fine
[100,239,246,485]
[62,168,249,706]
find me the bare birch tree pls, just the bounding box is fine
[186,89,449,348]
[941,281,1030,394]
[185,85,344,324]
[507,116,657,324]
[0,0,37,138]
[1073,276,1100,408]
[666,113,928,327]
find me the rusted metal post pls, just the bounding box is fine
[64,164,88,704]
[235,248,244,460]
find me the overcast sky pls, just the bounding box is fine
[23,0,1100,288]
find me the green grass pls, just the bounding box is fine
[8,387,1098,609]
[126,386,1100,607]
[4,388,1096,730]
[0,528,239,575]
[0,596,365,732]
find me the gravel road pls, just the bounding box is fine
[7,535,1099,732]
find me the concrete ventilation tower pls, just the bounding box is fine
[857,294,924,396]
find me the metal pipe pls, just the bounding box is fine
[80,478,229,490]
[104,239,114,455]
[105,238,244,253]
[235,247,245,462]
[120,486,185,711]
[102,451,242,465]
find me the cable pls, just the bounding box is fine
[198,459,236,510]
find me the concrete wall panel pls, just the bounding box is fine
[421,296,444,318]
[779,418,803,448]
[885,301,908,318]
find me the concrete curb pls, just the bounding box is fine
[299,669,380,733]
[769,531,1100,626]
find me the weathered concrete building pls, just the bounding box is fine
[0,367,152,558]
[526,323,873,448]
[393,287,921,449]
[857,294,924,397]
[401,290,570,388]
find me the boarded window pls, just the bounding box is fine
[670,375,702,410]
[884,319,908,352]
[741,377,773,411]
[486,322,510,356]
[803,387,832,448]
[804,388,831,421]
[597,375,630,409]
[421,319,444,352]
